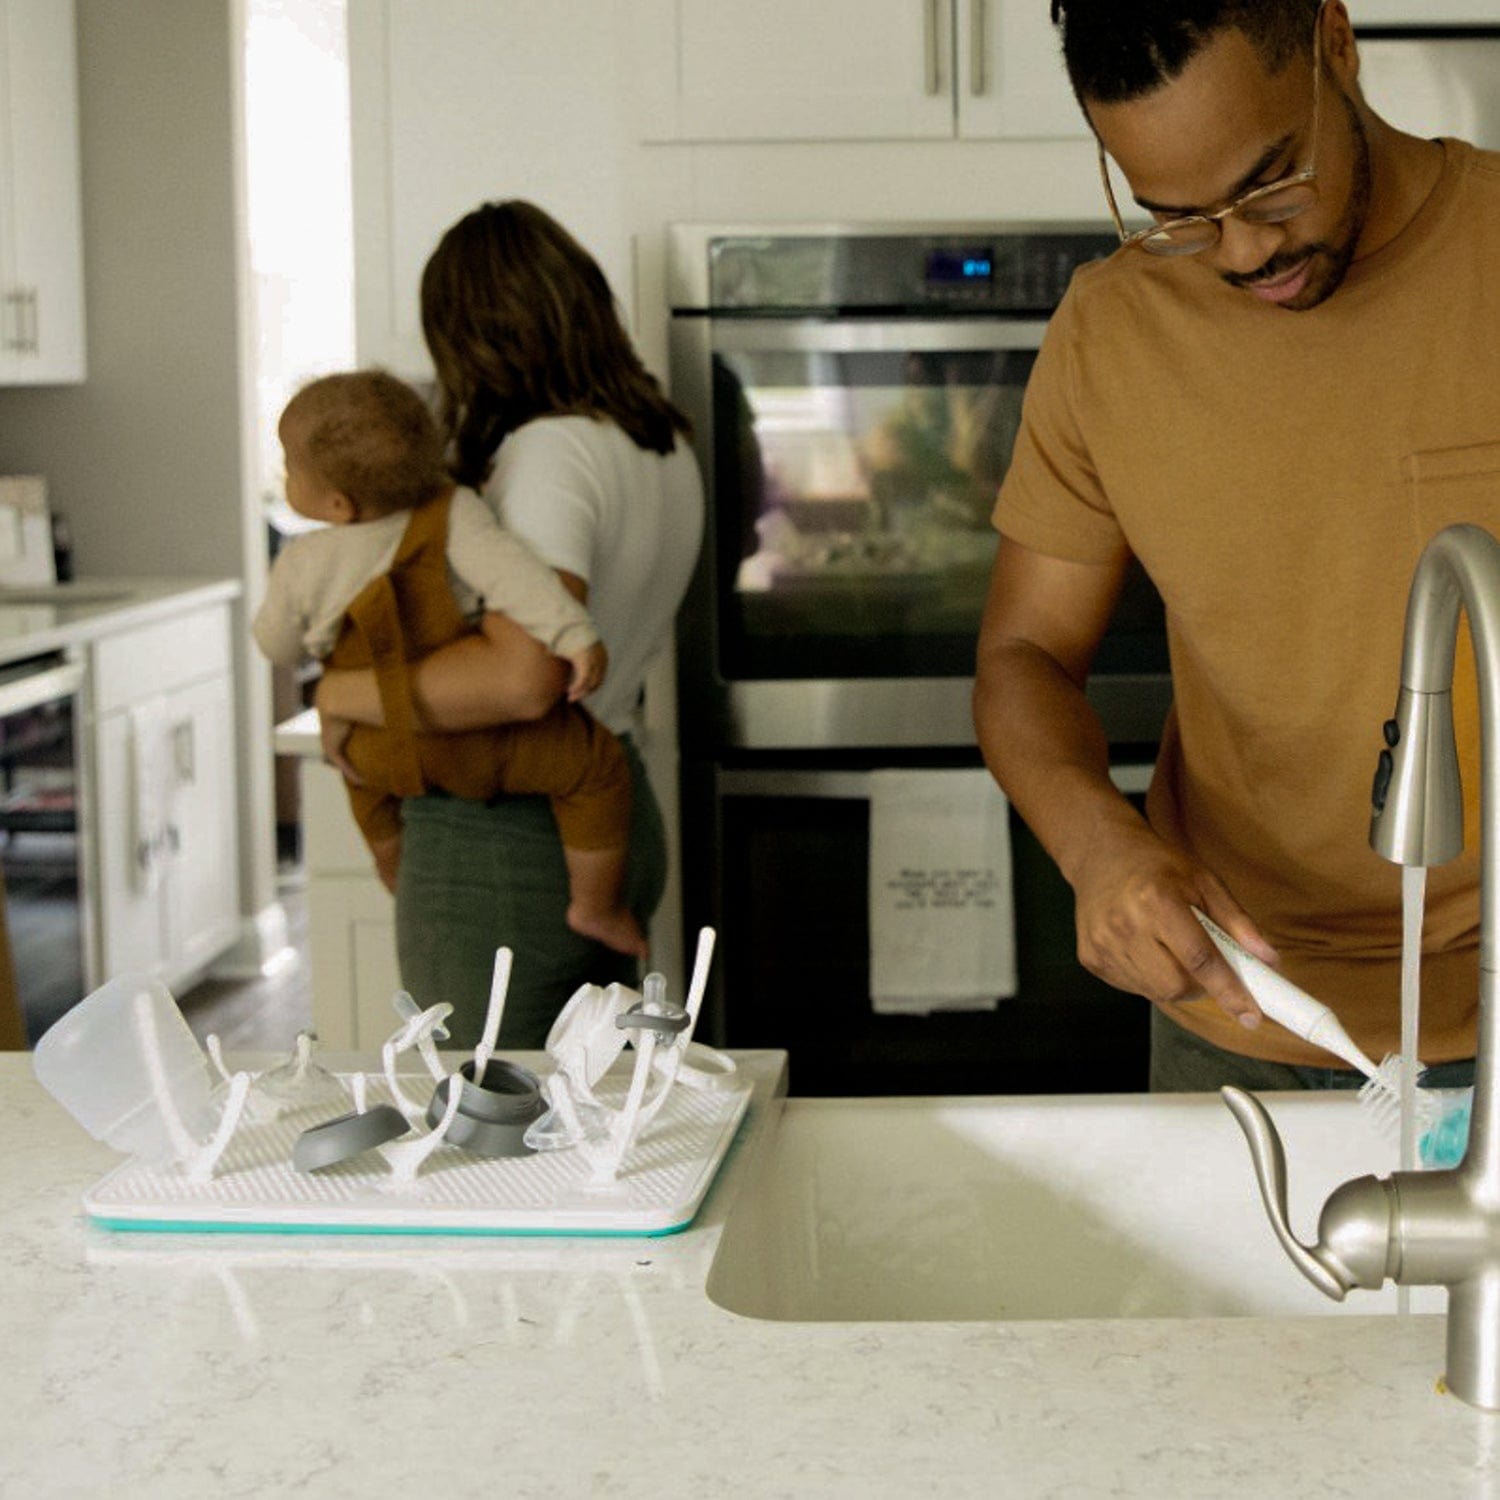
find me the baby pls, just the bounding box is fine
[253,369,645,959]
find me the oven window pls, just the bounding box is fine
[714,345,1030,679]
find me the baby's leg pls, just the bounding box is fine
[344,782,404,894]
[561,844,646,959]
[369,832,402,895]
[448,706,644,958]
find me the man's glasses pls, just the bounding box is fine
[1097,4,1324,258]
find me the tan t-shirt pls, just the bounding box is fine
[996,138,1498,1068]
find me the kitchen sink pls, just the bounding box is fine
[707,1092,1444,1322]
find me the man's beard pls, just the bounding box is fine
[1222,86,1373,309]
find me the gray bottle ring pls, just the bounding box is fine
[615,1001,690,1037]
[293,1104,410,1173]
[452,1057,545,1122]
[425,1061,546,1159]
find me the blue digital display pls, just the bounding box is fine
[925,247,994,284]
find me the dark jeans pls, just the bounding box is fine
[1150,1006,1476,1093]
[393,734,667,1050]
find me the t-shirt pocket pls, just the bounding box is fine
[1402,440,1500,543]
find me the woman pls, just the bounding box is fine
[316,201,703,1047]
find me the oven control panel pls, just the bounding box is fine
[703,229,1118,314]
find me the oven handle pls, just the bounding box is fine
[709,318,1051,355]
[0,659,84,718]
[717,764,1154,800]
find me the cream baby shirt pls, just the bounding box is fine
[253,486,599,669]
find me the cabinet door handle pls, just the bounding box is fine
[173,718,196,783]
[924,0,942,95]
[23,288,37,353]
[2,290,23,352]
[970,0,987,95]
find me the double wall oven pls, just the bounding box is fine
[669,224,1171,1095]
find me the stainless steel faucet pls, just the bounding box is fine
[1222,522,1500,1412]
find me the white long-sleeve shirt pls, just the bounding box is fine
[486,416,703,733]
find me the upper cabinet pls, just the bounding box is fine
[631,0,1087,144]
[0,0,86,385]
[348,0,635,376]
[1353,1,1500,23]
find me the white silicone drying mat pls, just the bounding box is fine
[82,1071,753,1237]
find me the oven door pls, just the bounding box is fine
[0,655,91,1043]
[699,759,1153,1096]
[672,314,1169,750]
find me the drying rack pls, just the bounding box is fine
[83,1067,752,1237]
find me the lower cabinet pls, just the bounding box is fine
[92,602,241,992]
[299,756,399,1048]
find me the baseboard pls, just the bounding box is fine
[209,900,295,981]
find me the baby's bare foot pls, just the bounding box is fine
[567,903,648,960]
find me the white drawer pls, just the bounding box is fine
[93,604,232,716]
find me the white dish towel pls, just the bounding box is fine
[868,768,1017,1016]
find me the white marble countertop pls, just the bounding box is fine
[274,705,323,758]
[4,1050,1498,1499]
[0,576,240,666]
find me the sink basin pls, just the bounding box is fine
[0,583,134,606]
[708,1092,1445,1322]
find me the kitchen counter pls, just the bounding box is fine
[273,704,322,757]
[4,1050,1498,1499]
[0,577,240,667]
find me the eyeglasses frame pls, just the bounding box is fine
[1096,0,1327,256]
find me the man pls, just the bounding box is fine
[974,0,1492,1091]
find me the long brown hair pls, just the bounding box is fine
[420,200,691,489]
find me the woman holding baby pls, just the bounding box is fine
[315,201,704,1048]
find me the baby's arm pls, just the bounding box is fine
[567,640,608,702]
[447,490,603,673]
[252,545,311,668]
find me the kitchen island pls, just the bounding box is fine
[3,1049,1494,1499]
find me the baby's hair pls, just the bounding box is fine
[281,370,448,518]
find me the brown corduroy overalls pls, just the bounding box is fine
[328,489,631,856]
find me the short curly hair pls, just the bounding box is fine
[1049,0,1322,105]
[280,370,448,518]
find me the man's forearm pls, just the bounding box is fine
[973,638,1146,886]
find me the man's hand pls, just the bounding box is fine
[319,711,363,785]
[565,641,608,703]
[1067,814,1278,1027]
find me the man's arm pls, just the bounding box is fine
[973,536,1269,1025]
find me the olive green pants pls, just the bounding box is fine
[394,734,666,1050]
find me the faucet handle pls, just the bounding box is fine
[1220,1086,1353,1302]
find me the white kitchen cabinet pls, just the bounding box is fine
[0,0,86,384]
[298,753,400,1049]
[348,0,633,374]
[631,0,1085,144]
[92,603,241,992]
